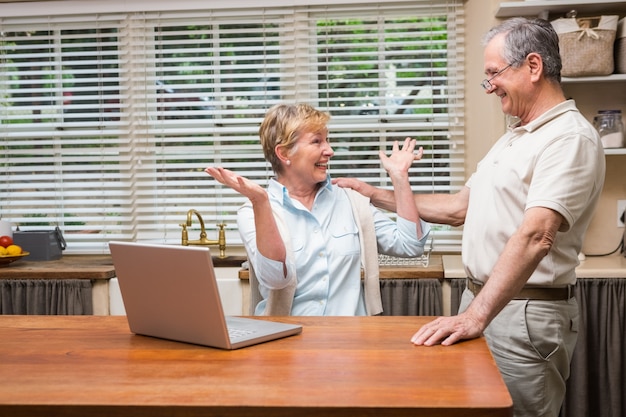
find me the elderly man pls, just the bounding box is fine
[335,17,605,417]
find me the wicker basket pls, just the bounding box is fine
[616,18,626,74]
[552,15,619,77]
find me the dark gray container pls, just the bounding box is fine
[13,227,66,261]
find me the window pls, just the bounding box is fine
[0,0,465,254]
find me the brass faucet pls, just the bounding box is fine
[180,209,227,258]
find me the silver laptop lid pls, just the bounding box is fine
[109,241,301,349]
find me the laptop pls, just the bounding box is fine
[108,241,302,349]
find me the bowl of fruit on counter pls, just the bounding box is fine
[0,235,29,266]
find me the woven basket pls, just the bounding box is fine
[616,18,626,74]
[552,16,619,77]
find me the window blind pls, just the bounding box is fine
[0,0,465,254]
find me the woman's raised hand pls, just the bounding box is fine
[379,137,423,178]
[205,167,267,203]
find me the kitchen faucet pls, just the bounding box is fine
[180,209,227,258]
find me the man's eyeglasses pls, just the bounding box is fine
[480,64,512,90]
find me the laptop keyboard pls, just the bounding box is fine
[228,327,256,339]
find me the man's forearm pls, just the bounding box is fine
[465,207,559,328]
[337,178,399,212]
[369,186,398,212]
[371,187,460,225]
[333,178,467,225]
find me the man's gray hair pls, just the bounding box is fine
[483,17,562,83]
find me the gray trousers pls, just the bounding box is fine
[460,289,579,417]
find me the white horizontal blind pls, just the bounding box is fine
[0,0,465,254]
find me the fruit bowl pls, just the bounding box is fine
[0,252,30,266]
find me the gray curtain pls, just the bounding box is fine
[380,278,443,316]
[449,278,467,315]
[561,278,626,417]
[0,279,93,315]
[448,277,626,417]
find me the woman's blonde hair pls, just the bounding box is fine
[259,103,330,174]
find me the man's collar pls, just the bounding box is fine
[509,100,577,133]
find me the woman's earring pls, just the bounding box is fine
[286,160,291,166]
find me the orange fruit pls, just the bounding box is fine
[0,247,7,256]
[6,245,22,256]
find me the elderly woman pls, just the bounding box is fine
[206,103,429,316]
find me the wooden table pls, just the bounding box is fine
[0,315,512,417]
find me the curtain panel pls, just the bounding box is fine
[561,278,626,417]
[0,279,93,314]
[380,278,443,316]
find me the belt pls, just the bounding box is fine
[466,279,574,301]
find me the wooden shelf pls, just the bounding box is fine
[562,74,626,83]
[561,75,625,156]
[604,148,626,155]
[496,0,626,18]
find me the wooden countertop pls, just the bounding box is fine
[0,315,512,417]
[443,254,626,279]
[0,254,248,280]
[0,255,116,280]
[237,254,444,280]
[3,252,623,281]
[0,253,443,281]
